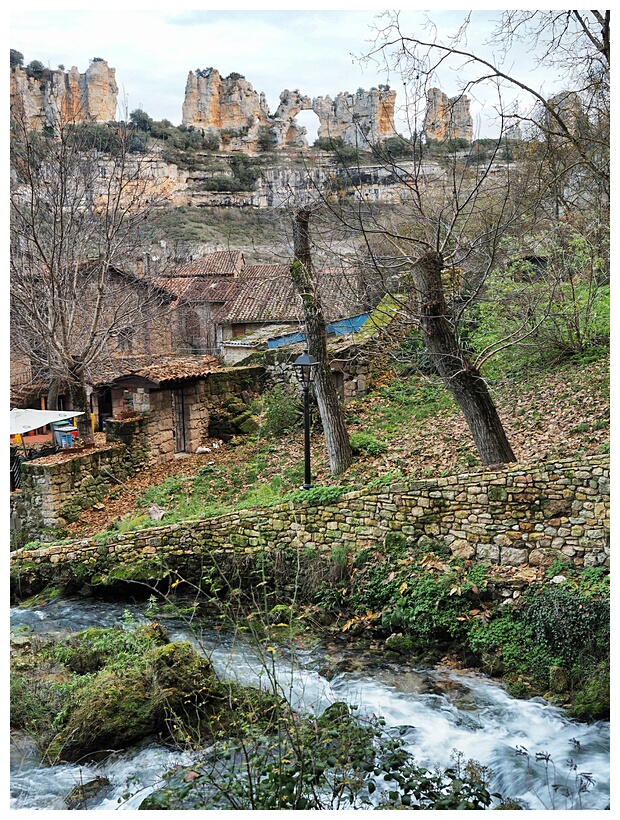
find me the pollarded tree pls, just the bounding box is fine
[303,10,609,466]
[290,207,353,476]
[10,104,169,444]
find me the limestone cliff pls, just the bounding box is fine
[10,60,118,130]
[423,87,473,142]
[182,68,271,150]
[313,88,397,146]
[182,68,397,150]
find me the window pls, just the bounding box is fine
[117,327,134,352]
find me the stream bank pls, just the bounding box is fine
[10,592,610,810]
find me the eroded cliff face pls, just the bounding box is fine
[182,68,271,141]
[423,87,473,142]
[181,68,398,150]
[10,60,118,129]
[314,88,397,146]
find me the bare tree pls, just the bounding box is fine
[295,10,610,466]
[10,106,169,443]
[291,208,352,476]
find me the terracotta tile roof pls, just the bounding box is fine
[152,276,241,303]
[221,264,364,324]
[135,355,220,383]
[153,251,245,304]
[164,250,244,278]
[94,355,220,386]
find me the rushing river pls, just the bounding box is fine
[10,597,610,811]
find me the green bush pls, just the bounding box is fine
[195,175,245,192]
[313,136,360,166]
[349,549,486,649]
[260,384,302,437]
[469,230,610,377]
[349,431,387,457]
[523,584,609,666]
[466,573,610,714]
[138,704,496,810]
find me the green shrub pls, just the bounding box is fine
[349,431,387,456]
[469,230,610,378]
[349,551,485,649]
[466,574,610,712]
[138,705,496,810]
[523,585,609,666]
[260,384,302,437]
[286,485,347,505]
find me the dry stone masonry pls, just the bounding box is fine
[10,454,609,599]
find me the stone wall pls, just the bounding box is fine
[10,455,609,599]
[9,420,149,548]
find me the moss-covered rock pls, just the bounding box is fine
[65,777,111,809]
[42,630,221,763]
[46,666,158,763]
[568,663,610,721]
[385,632,414,655]
[548,664,570,694]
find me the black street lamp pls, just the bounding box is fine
[293,348,318,489]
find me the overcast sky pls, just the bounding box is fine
[9,4,567,141]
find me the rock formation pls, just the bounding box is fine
[546,91,583,137]
[313,88,397,146]
[181,67,271,151]
[181,68,397,150]
[423,87,473,142]
[10,59,118,130]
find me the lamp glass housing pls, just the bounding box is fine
[293,349,318,385]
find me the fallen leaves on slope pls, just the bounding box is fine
[64,355,609,539]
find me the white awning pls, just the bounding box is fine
[9,408,85,436]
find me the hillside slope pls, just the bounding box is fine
[64,353,609,539]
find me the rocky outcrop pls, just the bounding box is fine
[181,68,271,151]
[547,91,583,136]
[10,60,118,130]
[182,68,397,150]
[423,87,473,142]
[313,88,397,146]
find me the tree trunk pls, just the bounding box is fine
[291,209,352,476]
[46,378,60,411]
[411,251,516,466]
[68,360,95,445]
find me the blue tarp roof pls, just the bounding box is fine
[266,313,370,349]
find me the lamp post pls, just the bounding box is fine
[293,348,318,489]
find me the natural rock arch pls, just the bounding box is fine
[181,70,398,150]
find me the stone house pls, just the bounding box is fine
[217,263,368,364]
[152,251,244,355]
[92,356,265,461]
[10,264,177,413]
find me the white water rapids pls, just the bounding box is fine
[10,598,610,811]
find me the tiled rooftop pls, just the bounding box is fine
[221,264,363,324]
[94,355,220,386]
[152,276,241,303]
[163,250,244,278]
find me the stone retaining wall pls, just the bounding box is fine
[10,420,149,549]
[10,454,609,599]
